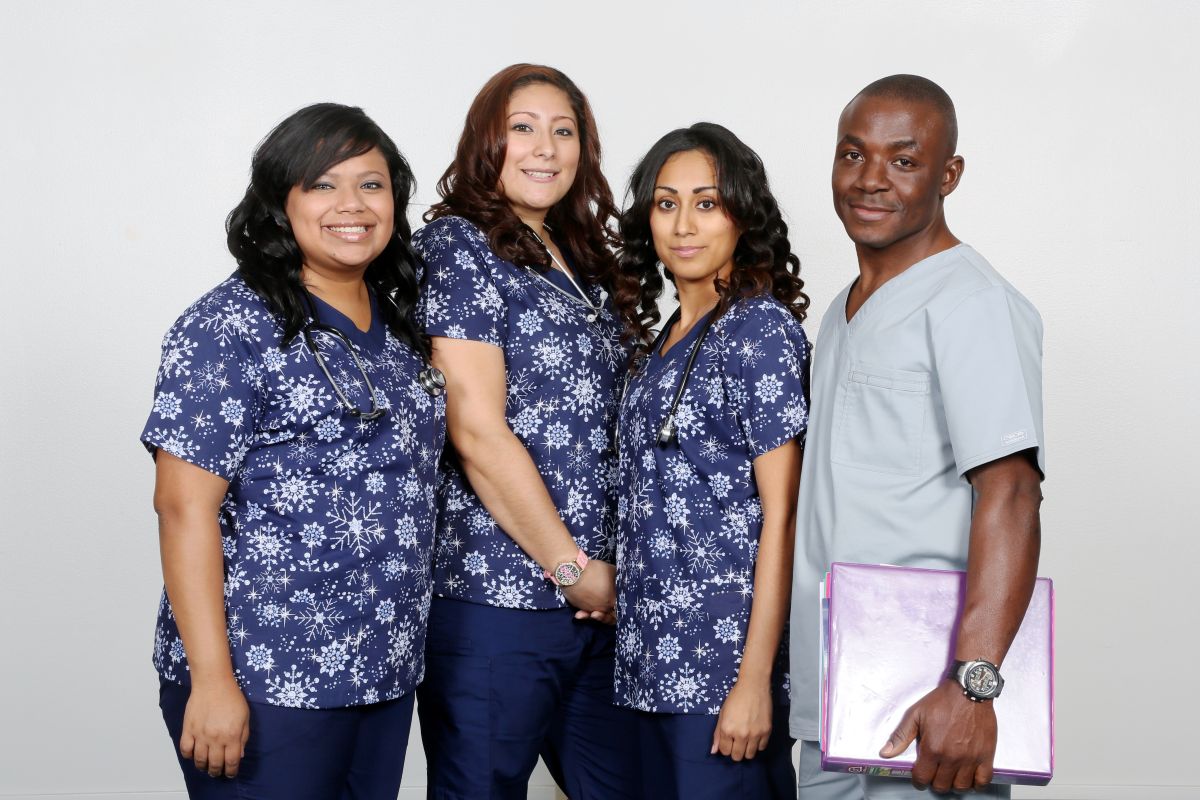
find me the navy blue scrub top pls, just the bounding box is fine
[413,215,628,610]
[613,295,810,714]
[141,275,446,708]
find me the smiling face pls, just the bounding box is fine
[284,148,394,279]
[498,82,581,226]
[650,149,740,292]
[832,94,962,256]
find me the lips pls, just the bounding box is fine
[323,224,374,242]
[521,169,559,183]
[847,203,896,222]
[671,246,706,257]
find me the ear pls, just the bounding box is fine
[940,155,965,198]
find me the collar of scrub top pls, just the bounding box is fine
[301,292,388,420]
[524,224,602,323]
[616,306,718,452]
[299,291,446,421]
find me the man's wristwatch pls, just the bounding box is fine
[949,659,1005,702]
[544,549,589,587]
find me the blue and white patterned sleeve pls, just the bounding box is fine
[723,299,811,459]
[140,299,265,481]
[416,217,508,348]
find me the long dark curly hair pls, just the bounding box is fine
[615,122,809,349]
[425,64,642,338]
[226,102,428,358]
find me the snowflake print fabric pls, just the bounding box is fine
[141,275,446,708]
[413,216,627,609]
[614,295,810,714]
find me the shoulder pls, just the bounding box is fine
[413,215,491,259]
[928,245,1042,328]
[161,274,278,351]
[719,293,810,345]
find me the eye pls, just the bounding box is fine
[894,157,916,168]
[554,127,575,137]
[840,151,863,162]
[361,180,386,191]
[655,198,677,211]
[310,181,335,191]
[511,122,533,133]
[697,198,718,211]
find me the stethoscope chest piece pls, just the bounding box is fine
[657,417,678,446]
[418,366,447,397]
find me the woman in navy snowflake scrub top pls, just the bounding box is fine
[612,123,812,799]
[411,64,643,799]
[141,104,445,799]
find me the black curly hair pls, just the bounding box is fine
[225,102,428,358]
[615,122,809,350]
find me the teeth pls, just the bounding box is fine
[328,226,367,233]
[524,171,554,178]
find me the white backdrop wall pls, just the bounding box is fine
[1,2,1195,798]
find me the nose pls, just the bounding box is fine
[335,184,366,212]
[856,155,890,194]
[533,128,556,159]
[674,203,697,237]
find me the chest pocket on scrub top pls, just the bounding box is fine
[832,362,930,476]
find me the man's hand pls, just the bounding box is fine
[561,559,616,624]
[180,677,251,778]
[880,679,997,793]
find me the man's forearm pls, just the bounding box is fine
[954,451,1043,666]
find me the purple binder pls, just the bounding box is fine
[820,562,1054,785]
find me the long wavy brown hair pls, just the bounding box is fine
[615,122,810,353]
[426,64,643,338]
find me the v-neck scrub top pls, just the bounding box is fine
[787,244,1045,741]
[614,295,810,714]
[141,275,446,709]
[413,215,628,610]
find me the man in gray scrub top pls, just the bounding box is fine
[790,75,1045,799]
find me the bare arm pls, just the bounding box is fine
[430,336,615,614]
[712,439,801,761]
[881,450,1042,792]
[155,451,250,778]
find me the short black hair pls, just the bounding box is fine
[854,74,958,155]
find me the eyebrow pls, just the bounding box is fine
[507,110,578,124]
[321,169,387,179]
[838,134,921,151]
[655,185,718,194]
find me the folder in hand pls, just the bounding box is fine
[820,562,1053,785]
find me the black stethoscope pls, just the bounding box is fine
[625,306,718,448]
[301,297,445,422]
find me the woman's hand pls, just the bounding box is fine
[710,680,773,761]
[562,559,617,623]
[180,677,250,778]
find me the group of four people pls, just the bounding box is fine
[142,63,1044,800]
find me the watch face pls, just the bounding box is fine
[965,664,1000,697]
[553,562,583,586]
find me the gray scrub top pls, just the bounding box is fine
[788,244,1045,741]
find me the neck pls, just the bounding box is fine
[856,223,960,294]
[302,265,370,309]
[514,208,548,231]
[674,277,721,330]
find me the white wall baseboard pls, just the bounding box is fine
[1011,787,1197,800]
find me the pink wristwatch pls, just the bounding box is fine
[545,549,589,587]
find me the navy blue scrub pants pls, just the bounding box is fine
[417,597,639,800]
[159,679,414,799]
[636,704,796,800]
